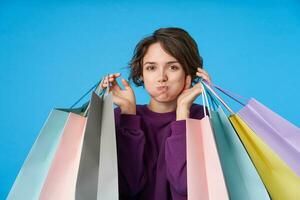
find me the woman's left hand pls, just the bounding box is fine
[176,67,211,120]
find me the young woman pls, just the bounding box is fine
[100,27,211,200]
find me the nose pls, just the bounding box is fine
[158,69,168,83]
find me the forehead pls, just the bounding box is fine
[143,42,178,65]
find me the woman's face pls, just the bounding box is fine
[141,42,186,103]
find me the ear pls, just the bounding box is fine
[184,75,192,90]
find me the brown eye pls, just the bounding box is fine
[170,65,179,71]
[146,65,155,71]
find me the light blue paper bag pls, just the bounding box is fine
[211,107,270,200]
[7,109,69,200]
[7,82,95,200]
[200,82,270,200]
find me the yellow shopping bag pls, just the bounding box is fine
[229,115,300,200]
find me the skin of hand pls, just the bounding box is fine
[176,67,212,120]
[100,73,137,115]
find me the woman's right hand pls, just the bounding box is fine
[100,73,137,115]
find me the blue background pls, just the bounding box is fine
[1,0,299,198]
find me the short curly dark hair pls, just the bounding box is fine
[128,27,203,87]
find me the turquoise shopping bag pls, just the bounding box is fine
[210,107,270,200]
[199,82,270,199]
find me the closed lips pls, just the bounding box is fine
[157,86,168,90]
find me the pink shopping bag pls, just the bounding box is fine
[39,113,86,200]
[186,83,229,200]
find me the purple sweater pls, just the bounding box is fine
[114,103,205,200]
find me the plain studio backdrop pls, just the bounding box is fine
[0,0,299,198]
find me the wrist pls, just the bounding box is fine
[176,107,190,120]
[121,104,136,115]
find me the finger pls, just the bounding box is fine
[121,79,132,90]
[191,82,203,95]
[104,74,122,91]
[197,68,210,78]
[108,73,121,79]
[196,72,211,83]
[111,78,122,91]
[108,73,121,83]
[197,68,211,78]
[102,77,115,92]
[112,93,125,107]
[196,71,209,78]
[197,67,208,74]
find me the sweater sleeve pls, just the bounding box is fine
[165,104,206,197]
[114,107,147,197]
[165,120,188,197]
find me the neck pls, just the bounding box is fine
[148,98,177,113]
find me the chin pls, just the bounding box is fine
[154,95,177,103]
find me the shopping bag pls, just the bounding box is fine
[210,106,270,200]
[97,91,119,200]
[39,113,87,200]
[75,88,118,199]
[230,115,300,199]
[202,81,300,200]
[213,84,300,176]
[7,81,93,200]
[186,83,229,200]
[6,109,70,200]
[75,92,102,199]
[238,98,300,176]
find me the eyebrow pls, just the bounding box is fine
[144,61,179,65]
